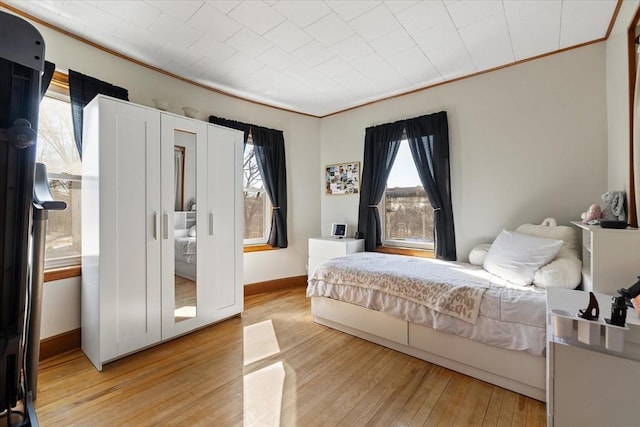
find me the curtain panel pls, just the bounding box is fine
[405,112,456,261]
[209,116,288,248]
[357,121,404,251]
[68,70,128,158]
[40,61,55,99]
[357,111,456,260]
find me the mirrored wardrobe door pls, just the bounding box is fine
[173,130,197,325]
[160,115,207,339]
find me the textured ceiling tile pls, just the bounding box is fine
[383,0,420,14]
[96,1,161,28]
[396,1,450,34]
[369,27,416,57]
[305,13,355,47]
[264,20,313,53]
[147,13,204,47]
[187,3,242,41]
[189,34,237,62]
[387,45,442,86]
[348,4,401,42]
[330,35,374,62]
[325,0,381,22]
[209,0,242,15]
[505,0,561,59]
[459,14,513,70]
[445,0,503,29]
[272,0,332,28]
[228,0,285,35]
[226,27,274,57]
[256,46,297,71]
[292,41,335,66]
[60,1,120,34]
[145,0,204,23]
[560,0,617,48]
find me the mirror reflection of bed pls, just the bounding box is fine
[175,211,196,322]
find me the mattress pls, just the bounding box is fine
[175,236,196,264]
[307,252,547,356]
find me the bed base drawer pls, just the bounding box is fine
[310,297,408,345]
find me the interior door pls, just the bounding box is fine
[160,114,207,339]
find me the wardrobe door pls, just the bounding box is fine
[82,96,162,370]
[160,115,208,339]
[198,124,244,324]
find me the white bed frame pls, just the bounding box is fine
[175,259,196,281]
[311,296,546,401]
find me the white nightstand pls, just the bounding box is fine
[571,221,640,295]
[308,237,364,277]
[546,287,640,426]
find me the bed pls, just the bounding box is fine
[307,220,581,402]
[175,229,196,280]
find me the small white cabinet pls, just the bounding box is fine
[571,221,640,295]
[546,288,640,426]
[82,95,243,370]
[308,237,364,277]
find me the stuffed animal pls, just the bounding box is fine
[600,191,626,221]
[581,204,602,224]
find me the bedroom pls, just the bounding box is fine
[0,0,637,425]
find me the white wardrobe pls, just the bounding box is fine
[81,95,243,370]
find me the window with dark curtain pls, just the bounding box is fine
[209,115,288,248]
[357,111,456,260]
[68,69,128,158]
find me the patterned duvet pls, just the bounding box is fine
[307,252,547,355]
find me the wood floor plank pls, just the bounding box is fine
[24,287,546,426]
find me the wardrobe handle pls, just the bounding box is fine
[163,212,169,240]
[153,212,160,240]
[209,212,214,236]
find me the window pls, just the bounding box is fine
[382,139,434,250]
[243,136,271,245]
[36,79,82,269]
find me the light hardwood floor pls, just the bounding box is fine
[32,287,545,426]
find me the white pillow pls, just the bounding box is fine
[188,225,196,237]
[468,243,492,266]
[483,230,563,286]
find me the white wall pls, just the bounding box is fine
[321,43,609,260]
[40,277,80,339]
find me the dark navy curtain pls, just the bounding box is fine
[405,112,456,261]
[356,121,404,251]
[209,116,288,248]
[68,69,128,158]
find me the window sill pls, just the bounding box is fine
[244,244,278,253]
[44,265,82,282]
[376,246,435,258]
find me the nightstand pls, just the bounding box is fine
[308,237,364,277]
[571,221,640,294]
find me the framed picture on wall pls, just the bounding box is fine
[325,162,360,195]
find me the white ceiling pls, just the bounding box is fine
[6,0,618,117]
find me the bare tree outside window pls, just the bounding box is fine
[36,94,82,267]
[243,142,269,242]
[383,141,434,248]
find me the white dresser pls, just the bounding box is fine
[308,237,364,277]
[571,221,640,295]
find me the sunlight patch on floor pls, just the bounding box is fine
[243,319,280,366]
[243,361,286,427]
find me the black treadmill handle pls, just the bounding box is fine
[33,163,67,211]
